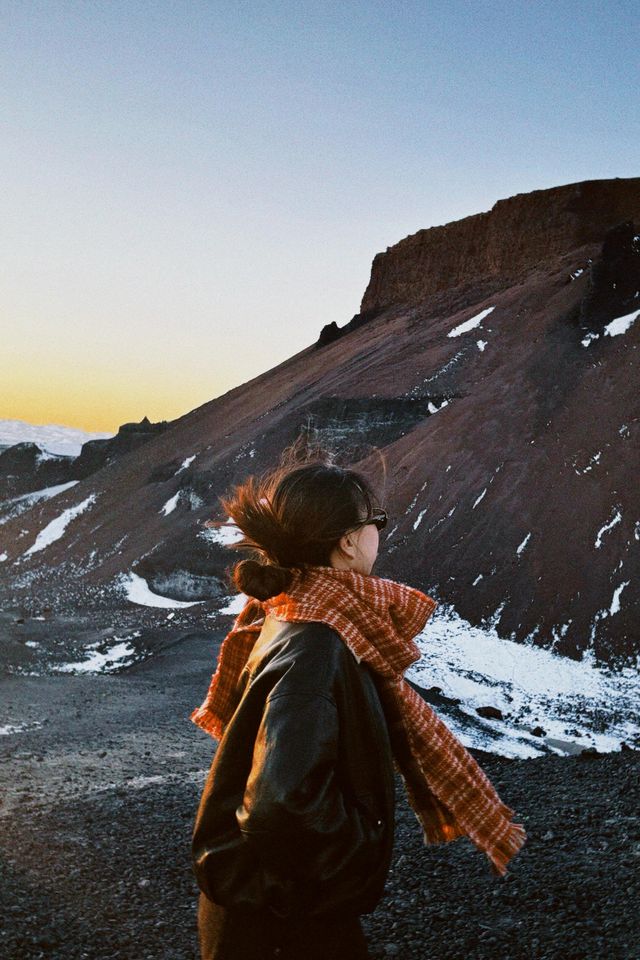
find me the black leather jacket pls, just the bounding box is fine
[192,615,396,921]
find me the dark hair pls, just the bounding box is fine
[208,454,380,601]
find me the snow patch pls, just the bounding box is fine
[413,509,427,530]
[550,621,572,654]
[201,519,245,546]
[472,488,487,509]
[233,443,257,462]
[604,309,640,337]
[448,306,495,338]
[595,508,622,548]
[0,480,81,527]
[23,494,97,555]
[413,350,465,392]
[609,581,630,616]
[408,605,640,758]
[574,451,601,475]
[581,308,640,346]
[117,571,205,608]
[404,482,429,517]
[0,720,43,736]
[175,455,196,474]
[516,532,531,555]
[35,449,59,464]
[220,593,250,615]
[19,480,80,503]
[56,640,138,674]
[161,492,180,516]
[186,490,204,510]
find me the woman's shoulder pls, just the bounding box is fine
[261,613,337,640]
[249,615,358,688]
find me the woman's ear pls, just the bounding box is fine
[337,531,357,561]
[329,530,358,569]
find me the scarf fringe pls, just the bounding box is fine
[414,799,527,877]
[483,821,528,877]
[190,704,224,741]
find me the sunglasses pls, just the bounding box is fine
[354,508,388,532]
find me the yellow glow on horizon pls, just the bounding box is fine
[4,364,232,435]
[3,301,313,435]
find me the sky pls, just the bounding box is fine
[2,0,639,434]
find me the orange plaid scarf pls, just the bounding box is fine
[190,565,526,877]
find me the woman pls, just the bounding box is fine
[190,456,526,960]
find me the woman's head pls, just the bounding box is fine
[210,458,386,600]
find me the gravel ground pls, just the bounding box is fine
[1,626,639,960]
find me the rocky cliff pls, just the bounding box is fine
[360,178,640,314]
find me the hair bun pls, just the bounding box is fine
[233,559,293,601]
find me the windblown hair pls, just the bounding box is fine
[208,451,380,601]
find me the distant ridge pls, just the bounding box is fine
[0,418,113,457]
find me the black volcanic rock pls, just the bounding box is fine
[316,308,386,346]
[579,220,640,331]
[477,705,505,721]
[289,395,457,463]
[135,550,227,602]
[317,320,342,347]
[71,416,170,477]
[1,645,638,960]
[0,443,73,504]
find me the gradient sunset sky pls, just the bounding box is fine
[3,0,638,434]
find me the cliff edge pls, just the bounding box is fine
[360,177,640,314]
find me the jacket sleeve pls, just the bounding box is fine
[235,689,383,918]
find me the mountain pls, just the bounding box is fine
[0,418,114,457]
[1,177,639,669]
[0,417,169,507]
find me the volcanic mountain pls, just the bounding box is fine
[1,177,639,667]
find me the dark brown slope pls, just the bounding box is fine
[1,178,639,667]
